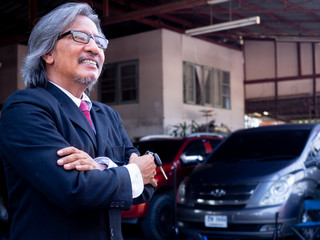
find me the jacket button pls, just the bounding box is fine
[110,227,114,236]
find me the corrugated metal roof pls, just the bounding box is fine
[1,0,320,49]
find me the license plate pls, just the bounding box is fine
[204,215,227,228]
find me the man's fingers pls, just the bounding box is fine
[57,153,82,165]
[75,165,94,171]
[62,159,93,171]
[65,164,93,171]
[62,159,83,169]
[150,178,158,187]
[56,147,100,171]
[57,146,79,156]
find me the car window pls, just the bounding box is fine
[134,139,184,164]
[207,129,311,163]
[183,140,206,157]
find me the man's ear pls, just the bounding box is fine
[42,51,54,65]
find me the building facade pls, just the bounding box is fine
[0,29,245,140]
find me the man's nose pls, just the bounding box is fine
[84,37,100,54]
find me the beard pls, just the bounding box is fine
[74,75,98,92]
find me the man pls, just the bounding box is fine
[0,2,157,240]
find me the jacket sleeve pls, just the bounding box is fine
[132,184,155,204]
[105,106,156,204]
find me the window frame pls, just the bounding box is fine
[100,59,139,105]
[183,61,231,109]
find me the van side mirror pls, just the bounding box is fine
[180,153,204,165]
[305,156,320,169]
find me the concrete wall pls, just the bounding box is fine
[104,29,164,138]
[0,45,18,105]
[17,44,28,90]
[105,29,244,138]
[244,40,320,100]
[0,44,27,106]
[162,30,244,133]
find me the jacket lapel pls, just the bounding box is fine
[90,104,109,157]
[45,83,98,151]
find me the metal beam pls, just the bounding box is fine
[103,0,109,17]
[244,74,320,85]
[28,0,37,30]
[102,0,207,25]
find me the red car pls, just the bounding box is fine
[122,133,224,240]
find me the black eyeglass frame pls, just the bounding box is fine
[57,30,109,49]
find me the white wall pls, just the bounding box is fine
[17,44,28,90]
[162,30,244,133]
[104,29,245,139]
[104,29,164,139]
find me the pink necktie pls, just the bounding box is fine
[79,100,93,129]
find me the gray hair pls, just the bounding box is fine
[22,2,105,88]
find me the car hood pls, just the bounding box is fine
[189,159,299,184]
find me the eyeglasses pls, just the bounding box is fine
[57,30,109,49]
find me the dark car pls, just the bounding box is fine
[122,133,224,240]
[176,124,320,239]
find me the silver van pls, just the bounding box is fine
[176,123,320,239]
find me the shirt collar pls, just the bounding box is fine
[49,81,92,110]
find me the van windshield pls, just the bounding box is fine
[206,129,311,163]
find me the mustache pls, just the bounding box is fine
[78,54,102,69]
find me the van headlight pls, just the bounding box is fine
[260,174,295,206]
[176,180,187,204]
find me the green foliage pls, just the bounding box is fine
[171,120,231,137]
[172,121,189,137]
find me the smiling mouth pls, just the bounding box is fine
[81,59,97,67]
[79,54,101,69]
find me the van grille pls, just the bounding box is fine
[189,183,257,208]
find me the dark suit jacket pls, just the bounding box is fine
[0,83,154,240]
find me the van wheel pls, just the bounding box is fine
[141,194,174,240]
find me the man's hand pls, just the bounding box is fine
[129,153,157,187]
[57,147,106,171]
